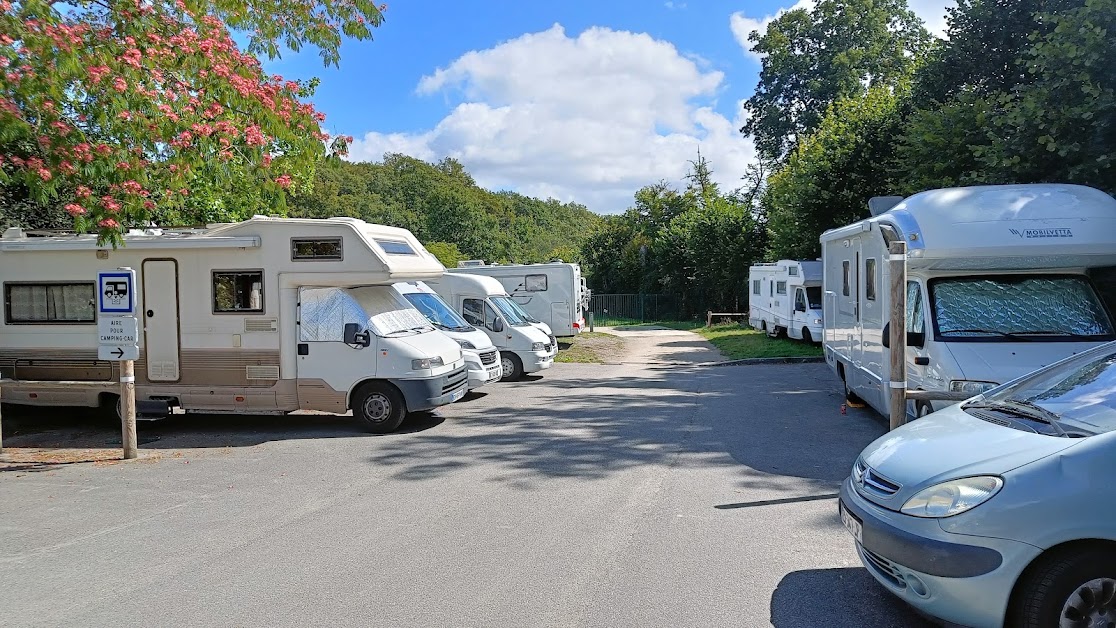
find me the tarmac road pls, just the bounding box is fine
[0,328,930,628]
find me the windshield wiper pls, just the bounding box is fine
[966,400,1067,436]
[940,328,1027,340]
[1012,330,1096,339]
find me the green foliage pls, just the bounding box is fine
[425,241,465,268]
[287,155,601,264]
[741,0,930,161]
[765,87,906,259]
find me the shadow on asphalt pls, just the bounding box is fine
[770,568,934,628]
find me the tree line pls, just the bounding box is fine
[581,0,1116,316]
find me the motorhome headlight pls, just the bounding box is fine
[412,357,444,370]
[531,342,545,351]
[455,339,476,350]
[900,476,1003,518]
[950,380,998,395]
[813,318,823,325]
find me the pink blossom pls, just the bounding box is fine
[112,77,127,92]
[275,174,292,189]
[98,218,120,229]
[76,185,92,198]
[101,196,122,212]
[37,168,51,181]
[64,203,86,216]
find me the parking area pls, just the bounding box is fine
[0,328,930,627]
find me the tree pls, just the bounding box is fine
[425,241,465,268]
[741,0,930,161]
[0,0,385,244]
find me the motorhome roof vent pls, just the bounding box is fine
[458,260,486,267]
[868,196,905,217]
[2,227,25,239]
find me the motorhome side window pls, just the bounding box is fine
[842,261,850,296]
[752,280,760,295]
[213,271,264,313]
[462,299,485,326]
[291,237,342,261]
[795,290,806,312]
[524,274,547,291]
[906,282,925,333]
[375,239,416,256]
[788,267,798,276]
[776,281,787,295]
[5,282,96,324]
[865,258,877,301]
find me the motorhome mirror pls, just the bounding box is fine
[492,318,504,333]
[343,322,371,347]
[882,323,926,349]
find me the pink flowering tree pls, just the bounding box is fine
[0,0,382,244]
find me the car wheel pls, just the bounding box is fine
[1013,548,1116,628]
[352,382,406,434]
[500,352,523,381]
[916,401,932,418]
[802,328,813,344]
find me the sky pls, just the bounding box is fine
[263,0,955,214]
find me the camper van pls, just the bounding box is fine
[0,217,468,433]
[427,273,555,381]
[448,262,590,336]
[821,183,1116,420]
[392,281,502,390]
[748,260,824,343]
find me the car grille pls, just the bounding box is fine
[853,459,902,497]
[479,350,498,365]
[860,545,906,589]
[441,366,469,395]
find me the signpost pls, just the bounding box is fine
[97,268,139,459]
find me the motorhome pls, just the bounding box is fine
[0,216,468,433]
[427,273,555,381]
[448,262,590,336]
[748,260,824,343]
[392,281,502,390]
[821,183,1116,420]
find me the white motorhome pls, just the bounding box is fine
[821,183,1116,420]
[427,273,555,381]
[448,262,590,336]
[0,216,468,433]
[748,260,824,343]
[392,281,502,390]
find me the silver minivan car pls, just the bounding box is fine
[839,340,1116,628]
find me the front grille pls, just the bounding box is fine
[479,350,498,365]
[854,459,901,497]
[441,367,468,395]
[861,545,906,589]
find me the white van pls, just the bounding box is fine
[0,216,467,433]
[821,183,1116,420]
[449,262,589,336]
[427,273,555,380]
[748,260,824,343]
[393,281,502,390]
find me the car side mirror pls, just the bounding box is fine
[344,322,371,347]
[492,318,504,333]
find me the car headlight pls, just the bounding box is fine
[455,339,476,350]
[900,476,1003,518]
[531,342,545,351]
[813,318,823,325]
[412,357,444,370]
[949,380,998,395]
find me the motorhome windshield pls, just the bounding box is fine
[490,296,531,326]
[966,344,1116,436]
[806,287,822,309]
[402,292,475,332]
[507,298,541,323]
[299,286,432,340]
[930,276,1114,341]
[353,286,433,337]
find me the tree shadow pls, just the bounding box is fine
[770,568,935,628]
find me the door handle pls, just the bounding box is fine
[914,357,930,366]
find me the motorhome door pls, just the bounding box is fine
[142,259,181,381]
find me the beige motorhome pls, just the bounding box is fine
[0,216,468,433]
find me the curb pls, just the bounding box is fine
[707,356,827,367]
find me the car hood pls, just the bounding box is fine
[944,341,1103,385]
[855,405,1081,510]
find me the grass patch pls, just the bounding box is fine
[555,332,626,363]
[692,323,823,360]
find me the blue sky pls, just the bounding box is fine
[263,0,953,213]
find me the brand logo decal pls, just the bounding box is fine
[1009,228,1074,239]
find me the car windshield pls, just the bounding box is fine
[490,296,531,326]
[972,343,1116,436]
[931,275,1114,341]
[806,286,822,309]
[402,292,475,332]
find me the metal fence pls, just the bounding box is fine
[589,293,682,325]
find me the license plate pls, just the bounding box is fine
[487,367,501,381]
[451,388,465,402]
[840,502,863,543]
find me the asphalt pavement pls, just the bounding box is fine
[0,328,931,628]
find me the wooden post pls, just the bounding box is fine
[121,360,138,459]
[888,241,908,431]
[0,381,4,455]
[707,310,713,327]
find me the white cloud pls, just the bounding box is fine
[664,1,687,9]
[731,0,955,61]
[349,25,756,214]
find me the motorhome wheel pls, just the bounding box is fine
[801,328,813,344]
[1013,548,1116,628]
[353,383,406,433]
[501,352,523,381]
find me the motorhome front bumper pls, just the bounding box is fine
[520,351,553,374]
[838,478,1037,628]
[465,349,502,390]
[393,365,469,411]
